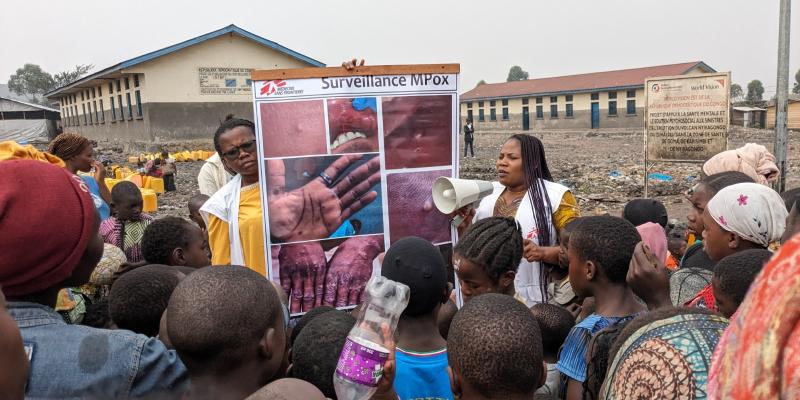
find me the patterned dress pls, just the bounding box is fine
[99,214,154,263]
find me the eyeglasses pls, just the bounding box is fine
[221,140,257,160]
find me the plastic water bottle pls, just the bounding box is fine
[333,276,410,400]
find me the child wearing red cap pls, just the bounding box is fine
[0,159,187,398]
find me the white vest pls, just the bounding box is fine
[474,180,569,306]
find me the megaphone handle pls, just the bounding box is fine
[450,202,478,228]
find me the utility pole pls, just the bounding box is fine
[774,0,791,192]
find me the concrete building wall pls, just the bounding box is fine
[461,88,645,131]
[56,33,315,141]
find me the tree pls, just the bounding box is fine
[506,66,529,82]
[793,69,800,94]
[52,64,94,90]
[730,83,743,102]
[476,79,487,86]
[8,64,53,103]
[746,80,765,104]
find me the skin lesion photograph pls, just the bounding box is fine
[386,169,453,245]
[382,94,453,169]
[259,100,327,157]
[327,97,379,154]
[271,234,385,314]
[265,154,383,244]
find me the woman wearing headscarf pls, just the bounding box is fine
[702,143,780,186]
[456,134,579,305]
[600,307,728,400]
[48,133,111,220]
[707,233,800,399]
[685,182,787,309]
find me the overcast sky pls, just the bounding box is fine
[2,0,798,96]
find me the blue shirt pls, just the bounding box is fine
[9,302,187,399]
[556,313,638,382]
[81,175,110,221]
[394,347,453,400]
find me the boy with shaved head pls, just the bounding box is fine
[168,266,286,400]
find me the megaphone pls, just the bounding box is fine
[432,177,495,225]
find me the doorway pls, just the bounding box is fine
[591,102,600,129]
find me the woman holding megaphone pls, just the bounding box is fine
[455,134,579,305]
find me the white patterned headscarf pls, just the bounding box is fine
[706,182,787,247]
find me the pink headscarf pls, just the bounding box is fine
[702,143,780,186]
[636,222,668,264]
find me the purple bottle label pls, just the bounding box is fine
[335,337,389,387]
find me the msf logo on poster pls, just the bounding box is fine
[651,83,661,93]
[259,80,304,96]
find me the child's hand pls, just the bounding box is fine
[627,242,672,310]
[370,323,399,400]
[453,206,475,236]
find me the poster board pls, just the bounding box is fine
[644,72,730,162]
[250,64,459,315]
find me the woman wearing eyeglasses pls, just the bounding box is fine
[201,115,268,275]
[201,114,382,281]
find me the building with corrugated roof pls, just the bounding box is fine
[765,94,800,130]
[460,61,716,131]
[45,25,324,142]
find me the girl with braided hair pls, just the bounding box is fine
[456,134,579,305]
[49,133,111,220]
[453,217,524,303]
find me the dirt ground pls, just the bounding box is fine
[459,126,800,225]
[98,126,799,228]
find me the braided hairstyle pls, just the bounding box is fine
[510,134,555,301]
[454,217,523,282]
[49,133,91,160]
[212,114,256,155]
[703,171,754,194]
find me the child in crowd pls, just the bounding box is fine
[289,305,336,347]
[558,215,646,399]
[453,217,523,303]
[437,300,458,340]
[622,198,669,228]
[109,265,183,336]
[167,266,286,400]
[0,160,186,398]
[100,181,154,263]
[141,217,211,268]
[670,171,755,305]
[687,182,787,309]
[245,378,326,400]
[530,303,575,398]
[553,219,580,307]
[161,150,177,192]
[188,194,210,232]
[712,249,772,318]
[381,236,452,400]
[290,310,355,399]
[448,293,545,399]
[82,298,113,329]
[783,196,800,244]
[780,187,800,211]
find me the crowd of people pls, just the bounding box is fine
[0,119,799,400]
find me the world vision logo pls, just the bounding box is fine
[651,83,661,93]
[260,80,287,96]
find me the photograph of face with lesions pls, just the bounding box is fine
[327,97,379,154]
[382,95,453,169]
[386,169,453,245]
[265,154,384,244]
[259,100,327,157]
[271,234,384,314]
